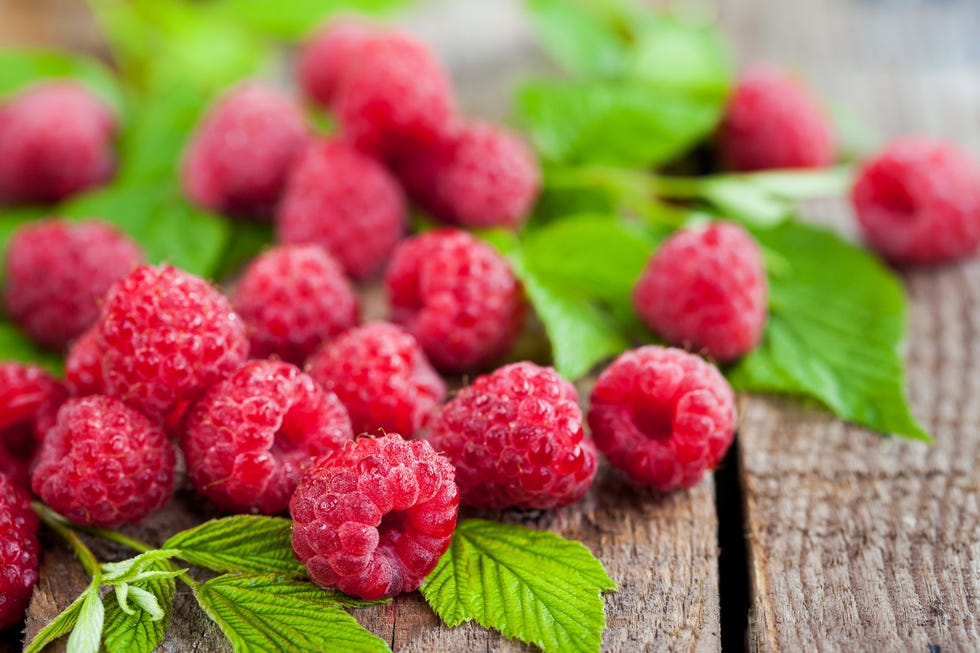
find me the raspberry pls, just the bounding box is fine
[232,245,358,365]
[306,322,445,438]
[298,19,372,108]
[587,346,736,491]
[32,396,176,527]
[0,81,116,204]
[719,65,835,171]
[851,138,980,264]
[277,139,406,279]
[3,218,144,349]
[633,222,767,363]
[290,434,458,600]
[425,362,598,510]
[385,229,525,372]
[100,265,249,422]
[0,473,39,630]
[0,362,66,488]
[65,325,105,396]
[333,31,455,160]
[182,82,309,219]
[182,360,354,515]
[397,122,540,230]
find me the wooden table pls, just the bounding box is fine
[4,0,979,650]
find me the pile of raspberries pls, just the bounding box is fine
[1,18,978,623]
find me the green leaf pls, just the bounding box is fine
[216,0,406,39]
[421,519,616,653]
[212,221,274,280]
[517,80,723,167]
[101,549,182,584]
[58,184,230,278]
[66,584,104,653]
[23,593,85,653]
[526,0,628,78]
[0,49,126,116]
[728,219,930,441]
[0,322,63,374]
[194,574,392,653]
[164,515,306,577]
[629,14,731,98]
[102,560,177,653]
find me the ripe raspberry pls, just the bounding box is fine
[397,122,540,230]
[0,362,66,488]
[306,322,445,438]
[385,229,525,372]
[0,473,39,630]
[3,218,144,349]
[290,434,458,600]
[298,19,372,108]
[65,325,105,396]
[100,265,249,422]
[333,31,455,160]
[425,362,598,510]
[588,346,736,491]
[182,82,309,219]
[719,65,835,171]
[231,245,358,365]
[182,360,354,515]
[633,222,767,363]
[0,81,116,204]
[277,139,406,279]
[851,138,980,264]
[32,396,176,527]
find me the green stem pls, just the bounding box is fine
[31,501,100,577]
[647,174,706,199]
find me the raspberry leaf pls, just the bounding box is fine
[163,515,307,577]
[729,219,931,441]
[102,558,176,653]
[215,0,406,39]
[22,592,86,653]
[66,582,105,653]
[0,321,63,375]
[526,0,629,78]
[57,183,230,278]
[518,80,723,167]
[193,573,392,653]
[421,519,616,653]
[503,215,659,379]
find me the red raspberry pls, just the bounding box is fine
[182,82,309,219]
[719,65,835,171]
[633,222,767,363]
[588,346,736,491]
[0,81,116,204]
[298,19,372,108]
[277,139,406,279]
[3,218,143,349]
[0,473,39,630]
[65,325,105,396]
[425,362,598,510]
[306,322,445,438]
[851,138,980,265]
[397,122,540,230]
[290,434,458,600]
[333,31,455,160]
[32,396,176,527]
[0,362,66,488]
[182,360,354,515]
[99,265,249,422]
[385,229,525,372]
[232,245,358,365]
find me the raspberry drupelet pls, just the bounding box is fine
[182,360,354,515]
[426,361,598,510]
[588,346,736,492]
[298,18,372,108]
[0,362,66,488]
[290,434,458,600]
[0,473,40,629]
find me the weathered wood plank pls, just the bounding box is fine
[721,0,980,649]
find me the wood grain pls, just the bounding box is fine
[721,0,980,649]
